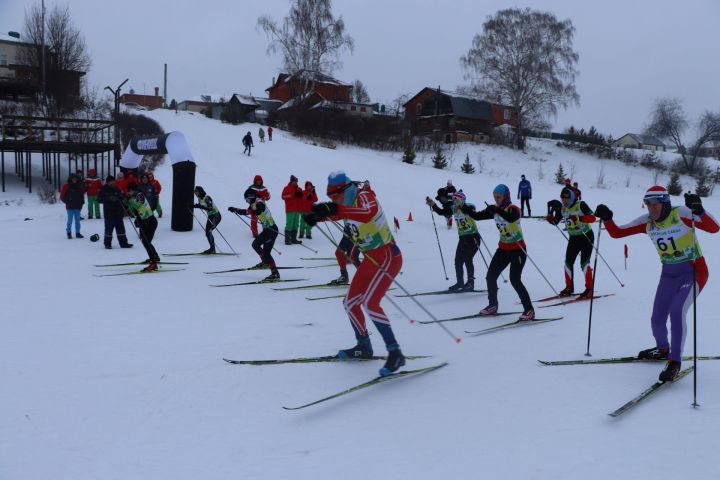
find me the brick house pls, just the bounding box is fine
[119,87,164,110]
[266,70,352,104]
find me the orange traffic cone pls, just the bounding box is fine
[407,212,413,221]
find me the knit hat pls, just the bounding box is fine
[327,170,350,195]
[643,185,670,205]
[451,191,466,204]
[493,184,511,208]
[290,175,298,183]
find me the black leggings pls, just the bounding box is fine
[252,226,278,266]
[136,216,160,262]
[486,248,532,311]
[205,213,221,248]
[565,230,594,286]
[520,197,531,216]
[455,234,480,284]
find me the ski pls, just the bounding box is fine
[464,317,564,336]
[94,268,185,277]
[539,355,720,366]
[205,266,303,274]
[210,278,309,287]
[306,293,346,301]
[394,289,487,298]
[94,261,188,267]
[608,367,694,417]
[540,293,615,308]
[272,282,349,291]
[223,354,430,365]
[417,311,524,324]
[534,293,580,303]
[163,252,238,257]
[282,362,448,410]
[300,257,336,261]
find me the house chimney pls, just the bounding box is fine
[272,76,275,86]
[155,87,160,97]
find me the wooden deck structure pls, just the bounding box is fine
[0,115,117,193]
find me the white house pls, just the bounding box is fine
[612,133,666,152]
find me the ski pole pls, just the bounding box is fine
[428,206,450,280]
[580,228,624,288]
[232,211,282,255]
[585,220,603,357]
[477,235,508,284]
[691,213,699,408]
[327,219,461,343]
[190,208,241,257]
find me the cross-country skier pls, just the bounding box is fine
[248,175,270,239]
[595,187,719,381]
[228,188,280,281]
[126,183,160,271]
[546,187,597,299]
[426,190,480,291]
[193,186,222,254]
[463,184,534,320]
[303,171,405,376]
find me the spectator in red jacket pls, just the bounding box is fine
[148,172,163,217]
[84,168,103,219]
[281,175,304,245]
[249,175,270,238]
[267,126,273,141]
[299,180,318,239]
[115,172,128,193]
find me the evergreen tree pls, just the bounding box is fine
[695,170,712,197]
[554,163,566,185]
[402,144,416,164]
[432,146,448,169]
[667,172,683,195]
[461,153,475,173]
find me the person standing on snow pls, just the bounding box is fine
[463,184,534,321]
[258,127,265,143]
[97,175,133,249]
[298,180,318,239]
[517,174,532,217]
[435,180,456,229]
[193,186,222,254]
[60,174,85,239]
[242,131,254,156]
[595,187,719,382]
[248,175,270,238]
[267,126,273,141]
[302,171,405,376]
[148,173,163,218]
[126,183,160,271]
[84,168,103,219]
[281,175,304,245]
[426,190,480,292]
[228,188,280,281]
[546,187,597,299]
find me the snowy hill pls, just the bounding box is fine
[2,109,719,479]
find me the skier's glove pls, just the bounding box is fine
[193,203,200,209]
[425,196,435,207]
[684,193,704,216]
[460,204,475,215]
[302,212,318,227]
[545,214,558,225]
[484,205,499,215]
[594,204,613,221]
[311,202,338,218]
[228,206,237,213]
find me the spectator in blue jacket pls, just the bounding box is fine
[518,175,532,217]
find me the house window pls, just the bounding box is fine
[415,103,422,115]
[0,54,7,66]
[503,109,511,120]
[351,106,357,111]
[360,107,366,112]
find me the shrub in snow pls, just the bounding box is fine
[432,147,447,169]
[402,144,416,164]
[461,153,475,174]
[38,184,57,204]
[695,171,712,197]
[554,163,566,185]
[667,172,683,196]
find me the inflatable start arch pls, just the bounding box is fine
[119,131,196,231]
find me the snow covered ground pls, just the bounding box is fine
[2,109,720,479]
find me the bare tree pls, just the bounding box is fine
[258,0,354,81]
[21,2,91,114]
[460,8,580,148]
[646,98,720,173]
[351,79,370,103]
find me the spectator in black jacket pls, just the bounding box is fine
[435,180,456,229]
[97,175,133,249]
[60,174,85,239]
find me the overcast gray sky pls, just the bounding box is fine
[1,0,718,138]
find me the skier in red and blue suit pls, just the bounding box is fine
[303,171,405,376]
[595,186,719,382]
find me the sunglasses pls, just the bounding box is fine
[644,197,664,206]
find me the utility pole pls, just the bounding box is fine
[41,0,45,98]
[163,63,167,108]
[104,78,128,164]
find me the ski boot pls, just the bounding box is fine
[337,336,373,360]
[448,281,463,292]
[202,247,216,255]
[251,262,268,270]
[558,286,574,297]
[142,262,158,272]
[263,269,280,281]
[519,309,535,321]
[379,344,406,376]
[577,288,593,300]
[637,346,669,360]
[478,304,498,316]
[659,360,681,382]
[461,279,475,292]
[329,271,349,285]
